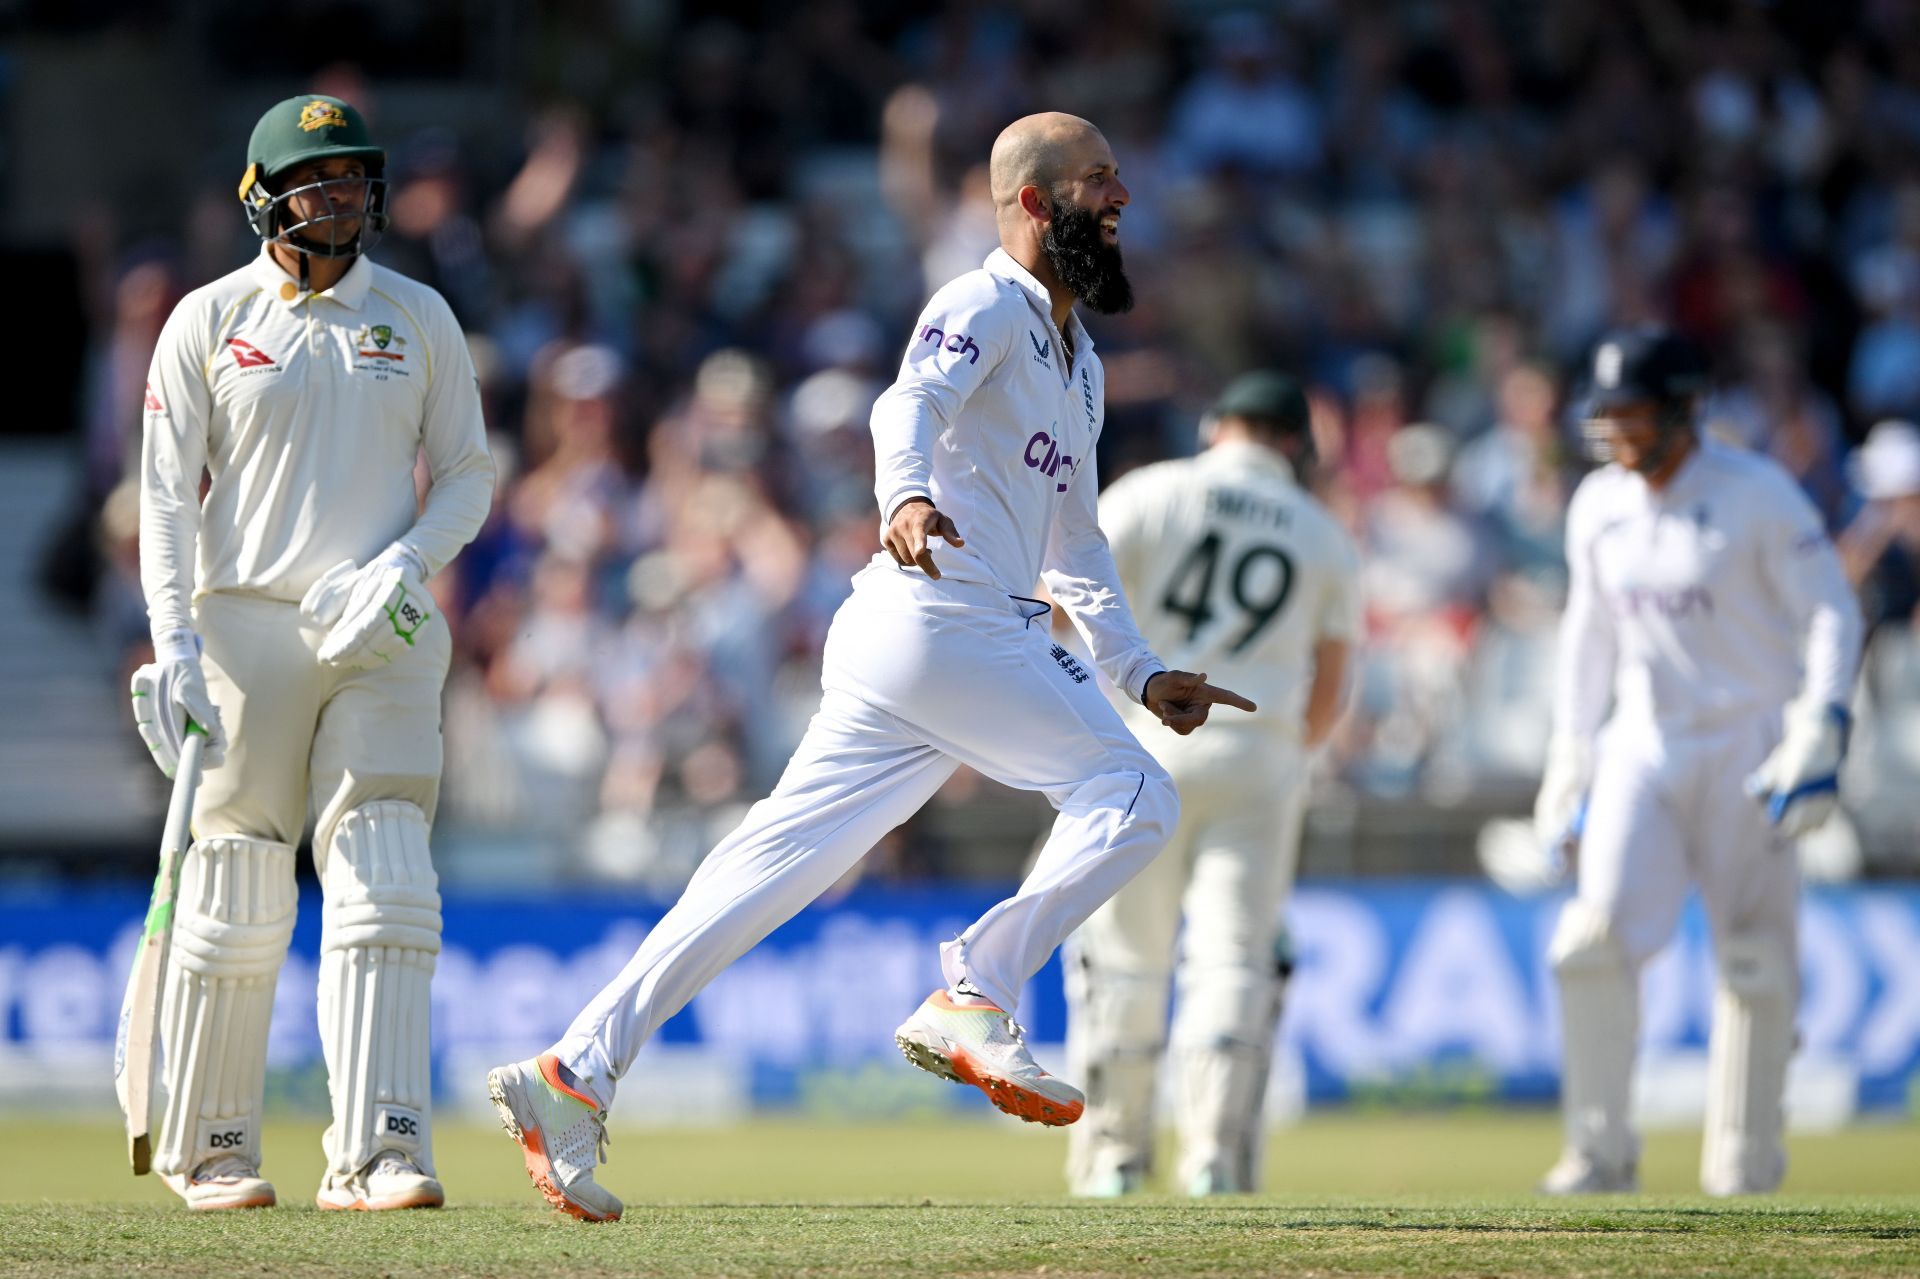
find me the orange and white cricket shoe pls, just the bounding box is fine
[894,989,1085,1126]
[161,1153,276,1210]
[486,1053,622,1222]
[315,1151,445,1211]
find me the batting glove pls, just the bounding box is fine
[1532,733,1593,871]
[304,543,435,671]
[130,629,227,777]
[1745,701,1850,837]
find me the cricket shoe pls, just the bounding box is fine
[487,1053,622,1222]
[1071,1164,1146,1199]
[316,1150,445,1211]
[1537,1151,1639,1195]
[894,989,1085,1126]
[161,1153,276,1210]
[1185,1162,1249,1197]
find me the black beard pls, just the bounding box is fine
[1042,199,1133,315]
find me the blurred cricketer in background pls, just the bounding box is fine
[132,94,493,1209]
[485,111,1256,1223]
[1064,372,1359,1197]
[1534,328,1862,1195]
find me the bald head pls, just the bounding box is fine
[987,111,1132,319]
[989,113,1106,210]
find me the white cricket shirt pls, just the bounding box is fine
[1099,440,1362,745]
[1554,437,1862,739]
[141,246,494,646]
[869,248,1164,701]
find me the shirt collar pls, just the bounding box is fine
[1208,438,1299,485]
[249,244,373,311]
[984,247,1096,356]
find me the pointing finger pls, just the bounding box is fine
[1202,683,1258,713]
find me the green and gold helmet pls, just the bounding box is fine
[238,94,389,258]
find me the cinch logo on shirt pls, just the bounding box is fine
[1024,428,1078,493]
[916,324,980,365]
[1616,585,1715,618]
[226,338,275,368]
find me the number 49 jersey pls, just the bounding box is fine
[1101,440,1362,744]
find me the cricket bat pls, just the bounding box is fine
[114,725,206,1175]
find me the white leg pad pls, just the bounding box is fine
[1701,932,1796,1195]
[154,835,297,1177]
[1548,900,1640,1174]
[1063,940,1169,1194]
[1171,959,1287,1194]
[318,801,442,1181]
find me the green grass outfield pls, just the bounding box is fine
[3,1111,1915,1277]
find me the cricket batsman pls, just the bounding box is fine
[131,93,493,1209]
[1063,372,1359,1196]
[485,112,1256,1222]
[1535,328,1861,1195]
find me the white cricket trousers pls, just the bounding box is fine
[553,564,1180,1107]
[1578,715,1799,965]
[1556,712,1801,1180]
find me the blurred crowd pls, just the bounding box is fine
[67,1,1920,881]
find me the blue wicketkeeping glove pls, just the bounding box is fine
[1744,702,1850,837]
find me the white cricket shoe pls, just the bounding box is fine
[1071,1164,1146,1199]
[894,989,1085,1126]
[161,1153,276,1210]
[316,1150,445,1211]
[1538,1151,1639,1195]
[487,1053,623,1222]
[1185,1162,1248,1197]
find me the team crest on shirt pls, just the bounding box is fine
[352,323,411,378]
[354,324,406,360]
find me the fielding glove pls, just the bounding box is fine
[1745,701,1850,837]
[1532,733,1593,873]
[303,543,435,671]
[130,629,227,777]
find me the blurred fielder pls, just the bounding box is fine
[1535,329,1861,1195]
[486,112,1255,1222]
[133,94,492,1209]
[1064,372,1359,1196]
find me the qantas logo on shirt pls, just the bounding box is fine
[915,324,981,365]
[143,382,163,412]
[226,338,275,368]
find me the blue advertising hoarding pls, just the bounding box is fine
[2,881,1916,1117]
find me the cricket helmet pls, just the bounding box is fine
[1579,327,1708,466]
[238,95,389,258]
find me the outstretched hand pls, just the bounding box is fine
[1143,670,1257,736]
[882,497,965,579]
